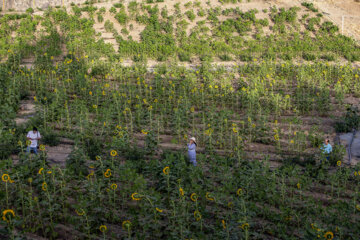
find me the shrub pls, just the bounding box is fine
[335,106,360,133]
[115,11,128,25]
[26,8,34,14]
[42,130,60,146]
[302,52,316,61]
[185,10,196,21]
[178,51,191,62]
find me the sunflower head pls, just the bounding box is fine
[2,209,15,222]
[241,223,249,230]
[221,219,226,229]
[337,161,341,167]
[194,210,201,221]
[42,182,47,191]
[236,188,243,196]
[1,174,10,182]
[179,188,184,196]
[39,144,45,151]
[99,225,107,233]
[111,183,118,190]
[190,193,198,202]
[163,166,170,175]
[75,209,85,216]
[324,231,334,240]
[155,207,163,213]
[131,192,141,201]
[206,192,214,201]
[122,220,131,230]
[104,169,111,178]
[110,150,117,157]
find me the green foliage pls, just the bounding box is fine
[301,2,318,12]
[115,10,128,25]
[335,106,360,133]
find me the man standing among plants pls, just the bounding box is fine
[321,138,332,161]
[26,127,41,154]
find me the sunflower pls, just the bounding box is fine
[131,193,141,201]
[38,168,44,175]
[75,209,85,216]
[227,202,234,208]
[2,174,10,182]
[155,207,163,213]
[179,188,184,196]
[337,161,341,167]
[111,183,117,190]
[42,182,47,191]
[221,219,226,229]
[99,225,107,233]
[240,223,249,230]
[141,129,148,135]
[236,188,243,196]
[26,140,31,146]
[39,144,45,151]
[194,211,201,221]
[163,166,170,175]
[110,150,117,157]
[122,220,131,230]
[297,183,301,189]
[356,204,360,211]
[205,192,214,201]
[324,231,334,240]
[104,169,111,178]
[2,209,15,222]
[190,193,198,202]
[96,155,101,161]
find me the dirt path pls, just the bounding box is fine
[15,97,36,125]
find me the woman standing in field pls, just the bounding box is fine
[188,137,197,166]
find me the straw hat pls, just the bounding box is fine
[190,137,197,145]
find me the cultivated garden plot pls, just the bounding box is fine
[0,0,360,239]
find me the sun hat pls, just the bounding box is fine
[190,137,197,145]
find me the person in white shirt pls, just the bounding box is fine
[26,127,41,154]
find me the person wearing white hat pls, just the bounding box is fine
[188,137,197,166]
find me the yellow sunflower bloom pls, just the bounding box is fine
[1,174,10,182]
[38,168,44,175]
[131,192,141,201]
[155,207,163,213]
[222,219,226,229]
[99,225,107,233]
[2,209,15,222]
[240,223,249,230]
[194,211,201,221]
[356,204,360,211]
[190,193,198,202]
[179,188,184,196]
[163,166,170,175]
[111,183,118,190]
[122,220,131,230]
[39,145,45,151]
[324,231,334,240]
[42,182,47,191]
[75,209,85,216]
[236,188,243,196]
[337,161,341,167]
[110,150,117,157]
[205,192,214,201]
[104,169,111,178]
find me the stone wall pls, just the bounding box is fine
[2,0,88,11]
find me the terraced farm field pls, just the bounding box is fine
[0,0,360,239]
